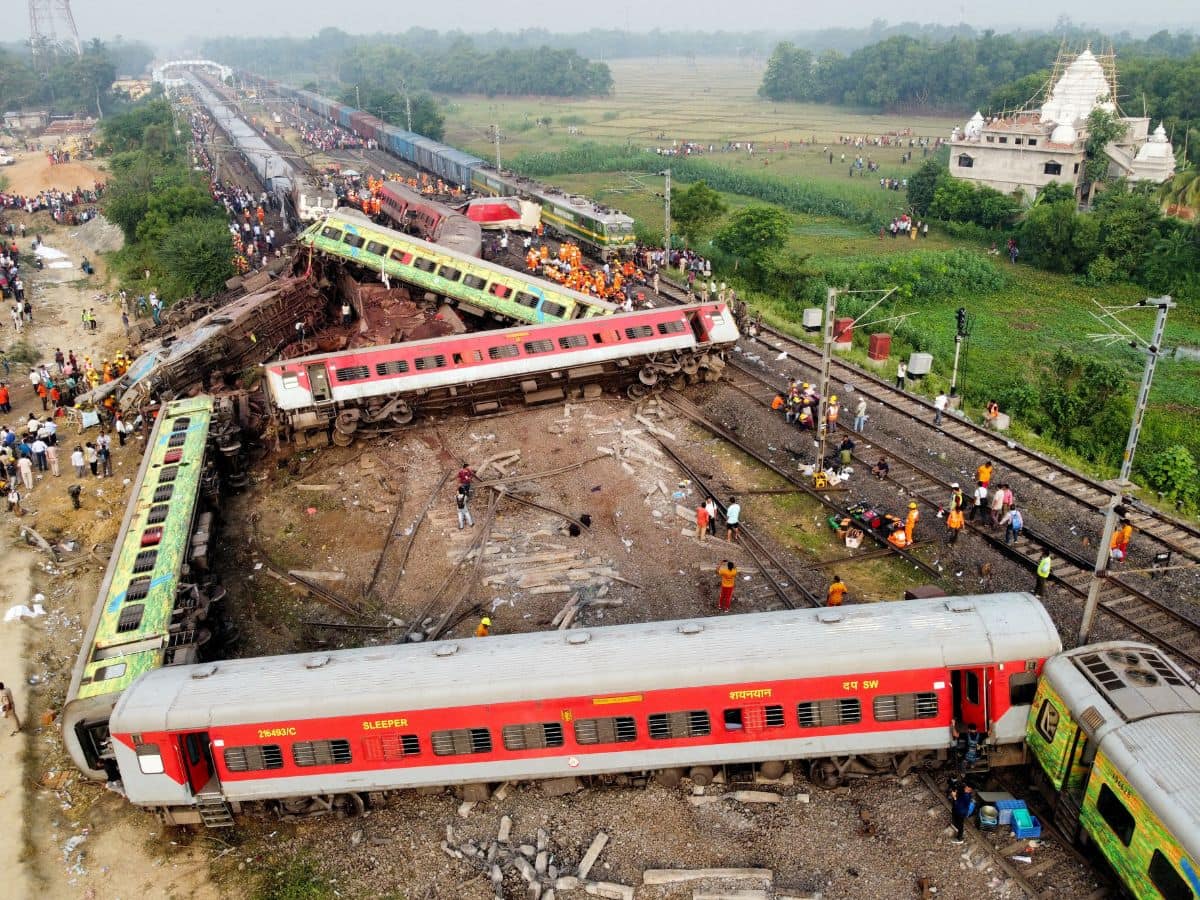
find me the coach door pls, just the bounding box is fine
[951,667,989,734]
[179,731,217,795]
[307,365,332,403]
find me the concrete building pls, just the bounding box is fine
[948,48,1175,201]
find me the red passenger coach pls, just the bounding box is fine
[263,302,738,445]
[109,594,1061,826]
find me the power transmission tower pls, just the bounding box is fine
[28,0,82,68]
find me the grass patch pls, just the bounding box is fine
[255,858,334,900]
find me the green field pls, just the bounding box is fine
[454,58,1198,503]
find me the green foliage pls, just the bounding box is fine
[254,859,333,900]
[818,248,1008,300]
[906,159,944,216]
[338,87,445,140]
[1142,445,1199,511]
[756,248,819,297]
[1032,349,1131,465]
[759,43,816,100]
[714,205,791,262]
[671,180,727,245]
[1035,181,1076,205]
[929,178,1019,228]
[136,183,223,244]
[1083,109,1128,186]
[157,217,236,298]
[1019,200,1099,273]
[0,41,120,117]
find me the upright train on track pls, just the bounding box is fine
[245,75,636,258]
[263,300,737,445]
[63,397,227,781]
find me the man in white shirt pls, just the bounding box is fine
[934,391,948,426]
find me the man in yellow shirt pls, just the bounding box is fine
[827,577,847,607]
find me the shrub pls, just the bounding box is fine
[1142,445,1199,511]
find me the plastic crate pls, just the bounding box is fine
[996,799,1027,826]
[1012,809,1042,839]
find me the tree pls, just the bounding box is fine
[1019,200,1098,273]
[759,43,816,101]
[1083,108,1128,188]
[714,205,791,263]
[1035,181,1076,205]
[158,217,236,299]
[906,159,945,217]
[671,181,726,245]
[1142,445,1198,510]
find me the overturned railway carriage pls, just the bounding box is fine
[377,181,482,258]
[264,302,736,444]
[109,594,1060,826]
[297,209,616,327]
[1027,644,1200,900]
[63,397,225,781]
[247,75,636,258]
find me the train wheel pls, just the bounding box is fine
[334,411,360,435]
[331,429,354,447]
[390,403,414,426]
[626,383,649,400]
[680,356,700,376]
[810,758,843,789]
[655,767,685,788]
[759,760,787,780]
[638,366,660,386]
[670,374,688,391]
[332,793,365,818]
[688,766,715,787]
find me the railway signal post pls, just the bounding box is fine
[1079,295,1174,644]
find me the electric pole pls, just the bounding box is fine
[815,286,838,474]
[662,168,672,252]
[493,125,502,171]
[1078,296,1174,643]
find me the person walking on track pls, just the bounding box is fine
[1036,552,1052,596]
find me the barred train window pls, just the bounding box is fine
[573,716,637,745]
[342,233,365,249]
[365,241,387,256]
[463,274,487,291]
[502,722,564,751]
[431,728,492,756]
[542,301,567,318]
[647,710,710,740]
[798,698,862,728]
[224,744,284,772]
[292,739,353,767]
[415,355,446,370]
[624,325,654,339]
[873,692,938,721]
[334,365,370,382]
[375,360,409,376]
[559,335,589,350]
[362,734,420,761]
[488,344,520,361]
[657,320,686,335]
[116,604,144,632]
[413,257,437,273]
[523,339,554,355]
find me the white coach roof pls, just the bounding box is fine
[112,594,1061,733]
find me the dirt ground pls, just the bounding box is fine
[0,143,221,900]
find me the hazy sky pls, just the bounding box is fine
[29,1,1200,46]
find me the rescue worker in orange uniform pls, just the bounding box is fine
[905,501,919,544]
[474,616,492,637]
[826,576,847,607]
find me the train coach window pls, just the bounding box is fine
[763,705,786,727]
[437,265,462,282]
[432,727,493,756]
[320,226,343,241]
[648,710,711,740]
[389,248,413,265]
[412,257,437,273]
[523,339,554,355]
[342,233,366,250]
[542,301,567,319]
[135,743,164,775]
[559,334,589,350]
[116,603,145,633]
[224,745,284,772]
[723,709,744,731]
[281,373,299,390]
[334,365,370,382]
[147,504,170,525]
[292,739,353,767]
[657,320,686,335]
[1009,673,1038,705]
[171,417,190,431]
[594,330,621,344]
[873,692,938,722]
[376,360,410,376]
[515,292,541,309]
[502,722,565,751]
[153,484,175,503]
[490,284,512,299]
[1097,783,1136,846]
[362,733,420,761]
[415,355,447,370]
[624,325,655,340]
[573,716,637,745]
[132,549,158,575]
[463,274,487,291]
[159,466,180,483]
[488,344,520,361]
[798,698,862,728]
[365,241,387,256]
[91,662,126,682]
[124,577,151,602]
[1148,849,1191,900]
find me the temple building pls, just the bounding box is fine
[948,47,1176,201]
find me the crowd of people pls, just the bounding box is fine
[0,184,104,226]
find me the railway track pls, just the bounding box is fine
[720,367,1200,669]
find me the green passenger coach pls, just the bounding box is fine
[1028,642,1199,900]
[63,396,223,781]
